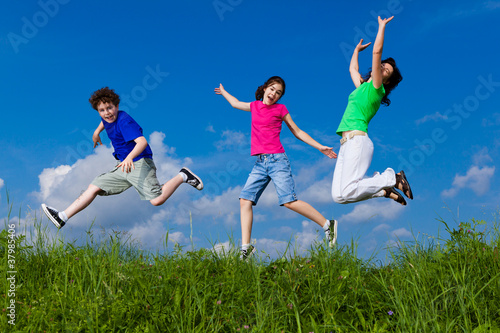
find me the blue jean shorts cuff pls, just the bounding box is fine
[278,193,298,206]
[239,193,257,206]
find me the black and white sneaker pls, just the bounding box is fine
[41,204,66,229]
[325,219,338,248]
[240,245,256,260]
[180,167,203,190]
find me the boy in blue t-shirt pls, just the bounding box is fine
[42,87,203,229]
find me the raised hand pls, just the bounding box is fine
[378,16,394,26]
[214,83,225,95]
[355,39,372,52]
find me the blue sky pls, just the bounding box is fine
[1,0,499,259]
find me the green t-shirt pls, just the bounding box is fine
[336,81,385,136]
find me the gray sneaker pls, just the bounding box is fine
[240,245,256,260]
[41,204,66,229]
[325,219,338,248]
[180,167,203,190]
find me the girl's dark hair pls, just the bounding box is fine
[89,87,121,110]
[362,57,402,106]
[255,76,286,101]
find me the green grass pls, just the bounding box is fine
[1,204,500,332]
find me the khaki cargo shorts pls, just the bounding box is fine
[91,158,162,201]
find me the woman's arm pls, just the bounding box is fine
[283,114,337,159]
[214,83,251,111]
[350,39,371,88]
[371,16,394,89]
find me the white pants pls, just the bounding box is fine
[332,135,396,204]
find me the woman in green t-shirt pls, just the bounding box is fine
[332,16,412,206]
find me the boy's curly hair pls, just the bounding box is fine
[89,87,121,110]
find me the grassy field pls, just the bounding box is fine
[1,203,500,332]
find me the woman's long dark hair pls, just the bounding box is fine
[362,57,402,106]
[255,76,286,101]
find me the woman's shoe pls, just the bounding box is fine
[384,187,407,206]
[396,170,413,200]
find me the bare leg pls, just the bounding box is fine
[150,174,184,206]
[240,199,254,245]
[64,184,102,219]
[283,200,327,227]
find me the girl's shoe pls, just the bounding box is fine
[240,245,256,260]
[325,219,338,248]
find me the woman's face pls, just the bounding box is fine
[381,63,394,84]
[262,82,284,105]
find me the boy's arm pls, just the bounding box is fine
[283,114,337,159]
[93,121,105,148]
[214,83,251,111]
[117,136,148,173]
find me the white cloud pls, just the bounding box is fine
[214,130,248,151]
[32,131,202,239]
[415,112,448,125]
[205,124,216,133]
[372,223,391,233]
[442,165,495,197]
[391,228,412,239]
[472,147,493,166]
[300,177,334,204]
[481,113,500,127]
[37,165,73,201]
[339,201,405,224]
[485,1,500,10]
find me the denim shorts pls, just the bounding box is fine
[239,153,298,206]
[91,158,162,201]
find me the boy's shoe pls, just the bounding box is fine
[240,245,256,260]
[180,167,204,190]
[325,219,338,248]
[41,204,66,229]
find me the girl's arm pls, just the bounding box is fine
[371,16,394,89]
[350,39,372,88]
[117,136,148,173]
[92,121,105,148]
[283,114,337,159]
[214,83,251,111]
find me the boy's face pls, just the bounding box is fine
[97,102,119,123]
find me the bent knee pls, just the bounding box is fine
[332,191,347,204]
[150,198,162,206]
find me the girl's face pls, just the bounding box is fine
[262,83,284,105]
[381,63,394,84]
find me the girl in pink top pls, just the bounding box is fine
[215,76,338,259]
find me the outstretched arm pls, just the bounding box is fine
[371,16,394,89]
[350,39,372,88]
[282,114,337,159]
[214,83,251,111]
[92,121,105,148]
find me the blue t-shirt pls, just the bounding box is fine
[102,111,153,161]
